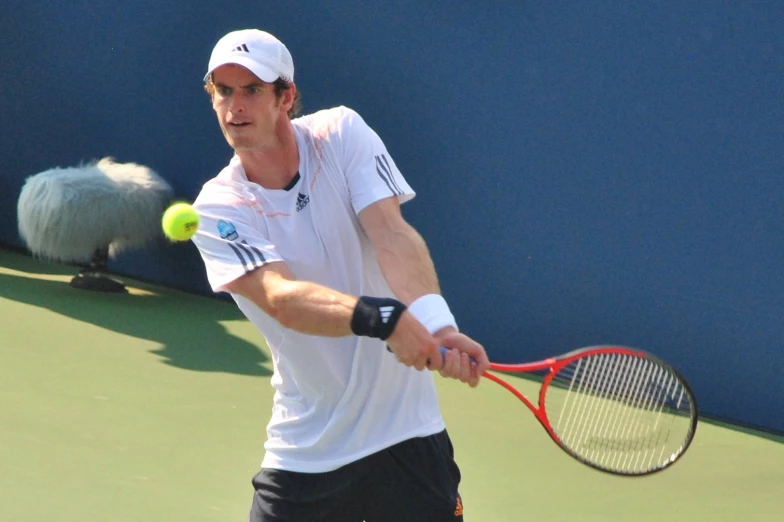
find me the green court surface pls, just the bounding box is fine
[1,248,782,521]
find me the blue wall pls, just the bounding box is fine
[2,1,783,432]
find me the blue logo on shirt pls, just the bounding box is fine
[217,220,239,241]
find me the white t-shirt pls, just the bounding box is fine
[191,106,445,472]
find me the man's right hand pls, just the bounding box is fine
[434,330,489,387]
[385,311,444,371]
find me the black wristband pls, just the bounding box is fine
[350,296,407,340]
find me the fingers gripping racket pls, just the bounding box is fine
[441,345,698,476]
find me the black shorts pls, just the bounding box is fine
[249,430,464,522]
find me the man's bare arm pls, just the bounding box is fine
[358,196,442,306]
[359,196,490,384]
[223,259,441,368]
[224,262,357,337]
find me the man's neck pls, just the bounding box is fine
[238,120,299,190]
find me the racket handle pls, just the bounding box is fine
[389,345,479,366]
[439,345,477,364]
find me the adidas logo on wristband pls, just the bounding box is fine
[379,306,395,324]
[351,296,407,340]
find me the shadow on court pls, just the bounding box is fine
[0,250,271,377]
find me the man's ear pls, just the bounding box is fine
[281,83,296,113]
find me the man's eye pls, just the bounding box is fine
[217,86,232,96]
[247,86,261,95]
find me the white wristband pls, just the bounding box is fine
[407,294,458,334]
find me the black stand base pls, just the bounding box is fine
[70,272,126,293]
[69,247,127,293]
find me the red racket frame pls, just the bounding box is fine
[480,345,698,476]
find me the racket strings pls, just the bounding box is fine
[545,353,695,474]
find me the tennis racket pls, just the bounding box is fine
[441,345,698,476]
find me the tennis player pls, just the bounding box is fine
[191,28,490,522]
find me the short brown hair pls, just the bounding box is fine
[272,78,302,118]
[204,75,302,118]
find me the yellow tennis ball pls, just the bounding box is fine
[161,203,200,241]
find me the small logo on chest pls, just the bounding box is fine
[296,192,310,212]
[217,220,239,241]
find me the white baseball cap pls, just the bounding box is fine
[204,29,294,83]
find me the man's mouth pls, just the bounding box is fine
[228,121,250,127]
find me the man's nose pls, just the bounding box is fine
[228,93,245,112]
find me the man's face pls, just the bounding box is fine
[210,64,289,151]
